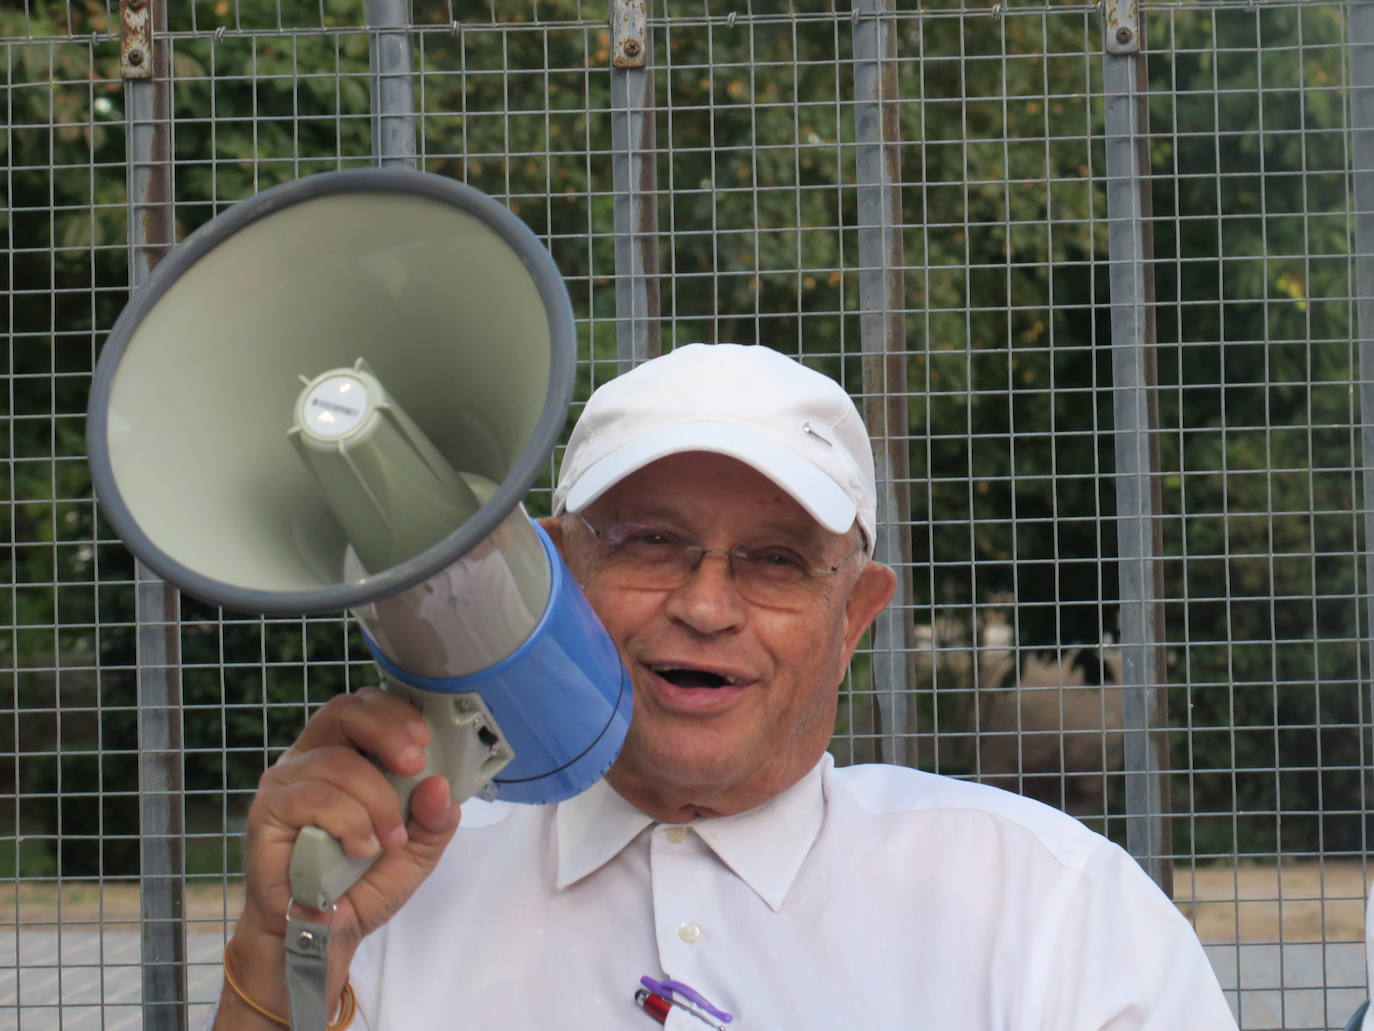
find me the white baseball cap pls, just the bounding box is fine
[552,343,877,553]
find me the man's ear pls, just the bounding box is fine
[841,561,898,662]
[537,515,566,558]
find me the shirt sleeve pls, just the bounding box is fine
[1028,842,1239,1031]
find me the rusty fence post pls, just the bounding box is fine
[1101,0,1173,893]
[123,0,190,1025]
[854,0,915,767]
[610,0,661,372]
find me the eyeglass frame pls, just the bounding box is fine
[571,511,864,603]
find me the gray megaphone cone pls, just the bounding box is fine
[88,168,576,614]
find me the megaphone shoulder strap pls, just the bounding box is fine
[285,913,335,1030]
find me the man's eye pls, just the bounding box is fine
[748,548,807,571]
[609,524,681,549]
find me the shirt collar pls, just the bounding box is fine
[555,774,656,891]
[555,755,829,912]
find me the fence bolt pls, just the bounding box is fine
[610,0,647,68]
[119,0,155,78]
[1103,0,1140,54]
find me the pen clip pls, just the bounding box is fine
[639,976,734,1025]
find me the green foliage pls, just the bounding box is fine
[1144,4,1364,855]
[2,0,376,875]
[2,1,1366,872]
[3,1,133,876]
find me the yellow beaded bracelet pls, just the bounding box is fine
[223,950,356,1030]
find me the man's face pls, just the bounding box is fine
[553,452,895,821]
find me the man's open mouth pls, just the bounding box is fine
[649,664,743,689]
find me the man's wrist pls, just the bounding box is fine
[217,904,359,1030]
[217,930,292,1029]
[219,933,358,1030]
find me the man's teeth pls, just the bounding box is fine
[650,665,741,688]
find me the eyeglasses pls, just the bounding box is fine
[575,513,862,610]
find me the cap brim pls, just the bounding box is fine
[560,421,858,535]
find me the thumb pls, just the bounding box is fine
[344,775,461,939]
[408,774,463,837]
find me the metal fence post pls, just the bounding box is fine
[1101,0,1173,892]
[610,0,661,372]
[135,565,186,1031]
[369,0,417,167]
[1350,1,1374,837]
[853,0,914,767]
[122,0,189,1024]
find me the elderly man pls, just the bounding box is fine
[215,344,1237,1030]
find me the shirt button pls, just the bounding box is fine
[665,826,689,843]
[678,922,702,943]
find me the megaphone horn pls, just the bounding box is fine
[86,168,632,910]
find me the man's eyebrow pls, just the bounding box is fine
[745,521,831,548]
[607,505,689,526]
[613,507,832,548]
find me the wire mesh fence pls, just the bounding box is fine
[2,1,1372,1028]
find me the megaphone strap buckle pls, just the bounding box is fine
[285,896,337,922]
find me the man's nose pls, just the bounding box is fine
[664,550,747,634]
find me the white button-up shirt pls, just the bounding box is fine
[352,755,1237,1029]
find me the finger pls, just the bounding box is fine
[251,772,389,860]
[339,778,462,936]
[239,777,388,937]
[292,688,430,778]
[258,745,412,850]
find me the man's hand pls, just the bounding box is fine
[215,687,461,1028]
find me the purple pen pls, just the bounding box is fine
[639,975,734,1027]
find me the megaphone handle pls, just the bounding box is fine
[287,680,514,911]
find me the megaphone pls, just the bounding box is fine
[86,168,632,910]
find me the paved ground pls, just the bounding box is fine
[1206,942,1367,1030]
[0,929,222,1030]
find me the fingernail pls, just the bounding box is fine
[397,744,424,766]
[386,825,409,849]
[363,833,381,856]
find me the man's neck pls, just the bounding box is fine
[603,764,813,824]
